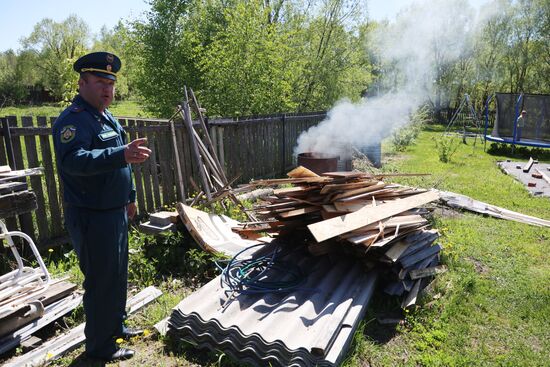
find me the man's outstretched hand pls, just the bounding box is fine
[125,138,151,164]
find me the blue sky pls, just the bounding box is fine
[0,0,490,52]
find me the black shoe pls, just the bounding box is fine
[107,347,135,362]
[119,327,144,339]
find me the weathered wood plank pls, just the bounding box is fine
[523,157,534,173]
[159,129,176,205]
[40,117,63,236]
[137,120,155,212]
[126,119,146,215]
[148,130,162,208]
[308,191,440,242]
[409,265,448,280]
[0,118,8,166]
[22,116,49,242]
[8,116,35,240]
[0,190,37,218]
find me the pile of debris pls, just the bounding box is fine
[0,220,81,357]
[165,168,445,366]
[235,167,444,307]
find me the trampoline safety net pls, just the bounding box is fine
[492,93,550,144]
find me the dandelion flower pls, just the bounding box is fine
[116,338,124,344]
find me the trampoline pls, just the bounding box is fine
[484,93,550,148]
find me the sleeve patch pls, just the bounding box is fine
[60,125,77,143]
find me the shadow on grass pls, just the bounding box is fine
[362,289,403,345]
[66,352,105,367]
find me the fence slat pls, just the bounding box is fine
[8,116,35,241]
[159,130,175,205]
[22,116,49,243]
[173,124,187,199]
[148,128,162,208]
[40,117,63,237]
[125,119,146,216]
[137,120,155,213]
[0,118,7,166]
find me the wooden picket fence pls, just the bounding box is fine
[0,112,325,249]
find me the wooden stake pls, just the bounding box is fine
[181,87,212,201]
[169,119,186,199]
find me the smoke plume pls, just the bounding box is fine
[295,0,486,159]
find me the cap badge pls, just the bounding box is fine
[106,64,112,72]
[106,54,114,63]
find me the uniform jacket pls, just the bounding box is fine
[53,95,136,210]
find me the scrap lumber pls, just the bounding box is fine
[522,157,534,173]
[438,190,550,227]
[4,286,162,367]
[307,191,440,242]
[241,170,444,307]
[177,202,268,256]
[535,168,550,185]
[0,293,83,355]
[287,166,319,178]
[410,265,448,280]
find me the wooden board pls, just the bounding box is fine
[177,203,263,256]
[523,157,534,172]
[307,191,440,242]
[319,180,379,194]
[330,182,386,201]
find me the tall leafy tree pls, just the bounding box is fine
[198,0,296,116]
[21,15,90,100]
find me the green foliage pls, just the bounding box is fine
[198,0,296,116]
[129,0,373,117]
[128,230,159,286]
[434,134,460,163]
[390,106,430,151]
[21,15,90,100]
[47,248,83,284]
[0,51,28,104]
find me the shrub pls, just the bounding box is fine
[435,135,460,163]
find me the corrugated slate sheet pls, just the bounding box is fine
[168,246,378,366]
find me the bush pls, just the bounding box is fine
[435,135,460,163]
[391,106,430,151]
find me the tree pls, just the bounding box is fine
[129,0,197,116]
[21,15,90,100]
[92,22,137,100]
[129,0,375,117]
[0,51,27,104]
[198,0,296,116]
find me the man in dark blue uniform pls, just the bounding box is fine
[53,52,151,362]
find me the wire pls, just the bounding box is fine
[219,243,306,296]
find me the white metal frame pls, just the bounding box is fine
[0,219,51,317]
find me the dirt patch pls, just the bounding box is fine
[466,257,490,274]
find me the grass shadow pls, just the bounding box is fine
[362,289,403,345]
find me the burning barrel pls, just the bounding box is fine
[297,152,339,175]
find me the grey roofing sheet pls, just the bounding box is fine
[168,246,378,366]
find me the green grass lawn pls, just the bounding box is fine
[2,123,549,367]
[0,100,157,120]
[345,125,550,366]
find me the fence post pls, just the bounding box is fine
[281,114,286,176]
[1,117,16,169]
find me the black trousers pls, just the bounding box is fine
[65,205,129,358]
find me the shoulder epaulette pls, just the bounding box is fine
[70,104,84,113]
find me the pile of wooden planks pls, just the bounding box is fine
[233,167,444,307]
